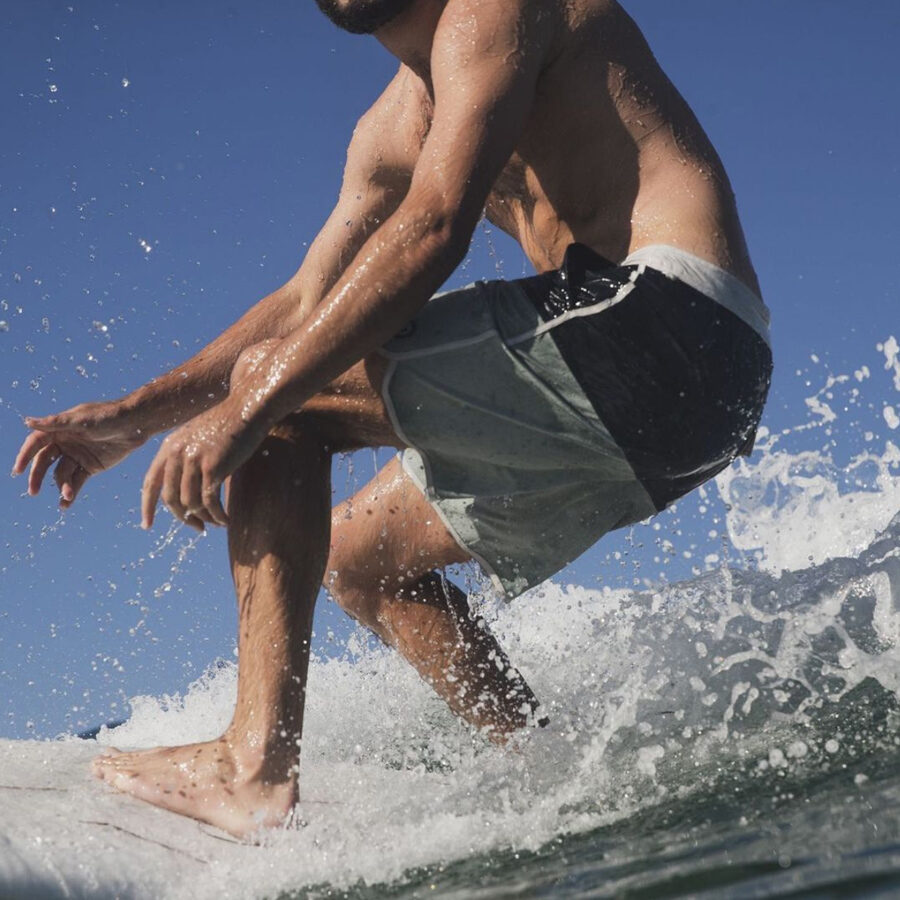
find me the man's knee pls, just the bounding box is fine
[230,339,280,389]
[324,571,379,628]
[324,515,393,628]
[325,551,370,626]
[234,344,395,452]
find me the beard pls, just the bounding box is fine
[314,0,417,35]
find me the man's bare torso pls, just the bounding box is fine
[362,0,760,294]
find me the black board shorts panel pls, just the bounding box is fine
[515,244,773,511]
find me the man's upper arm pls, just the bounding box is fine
[405,0,554,243]
[286,74,414,315]
[283,0,554,326]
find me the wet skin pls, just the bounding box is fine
[14,0,759,838]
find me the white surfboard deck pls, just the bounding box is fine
[0,736,431,900]
[0,738,260,899]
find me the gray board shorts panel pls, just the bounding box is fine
[379,245,771,598]
[379,276,655,598]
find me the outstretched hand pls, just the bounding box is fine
[140,398,265,532]
[13,401,148,508]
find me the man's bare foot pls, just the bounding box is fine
[91,737,298,839]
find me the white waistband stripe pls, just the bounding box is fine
[622,244,771,345]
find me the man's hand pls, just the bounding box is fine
[140,397,265,532]
[13,401,148,508]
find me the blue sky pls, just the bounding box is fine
[1,1,898,738]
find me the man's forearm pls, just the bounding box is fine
[121,279,312,435]
[234,206,469,433]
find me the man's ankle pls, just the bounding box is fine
[223,728,300,783]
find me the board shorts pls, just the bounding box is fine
[379,243,773,598]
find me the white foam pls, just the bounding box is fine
[715,345,900,575]
[716,441,900,574]
[879,335,900,391]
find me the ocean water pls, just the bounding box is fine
[67,349,898,900]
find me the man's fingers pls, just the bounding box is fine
[13,431,52,476]
[141,458,165,530]
[184,514,206,534]
[28,443,61,495]
[180,463,209,524]
[203,479,229,528]
[182,460,225,528]
[24,413,66,431]
[53,456,79,504]
[161,457,187,523]
[61,466,90,509]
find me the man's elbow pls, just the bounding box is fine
[407,204,475,270]
[398,178,482,256]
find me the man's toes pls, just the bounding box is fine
[95,752,131,771]
[93,760,123,781]
[98,763,142,793]
[94,745,124,760]
[92,749,137,779]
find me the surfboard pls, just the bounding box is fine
[0,738,253,898]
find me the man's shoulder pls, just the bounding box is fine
[433,0,618,33]
[355,65,430,139]
[430,0,621,79]
[435,0,559,48]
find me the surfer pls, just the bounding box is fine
[14,0,771,837]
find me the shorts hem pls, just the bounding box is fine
[379,353,512,599]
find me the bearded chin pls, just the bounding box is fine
[314,0,417,35]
